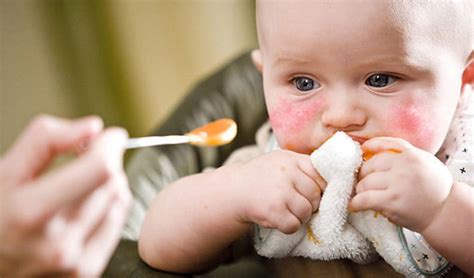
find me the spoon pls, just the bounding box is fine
[125,118,237,149]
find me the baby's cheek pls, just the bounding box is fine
[388,100,437,151]
[269,97,324,153]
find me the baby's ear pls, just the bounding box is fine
[251,49,263,73]
[466,49,474,66]
[462,50,474,87]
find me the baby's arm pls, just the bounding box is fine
[421,181,474,275]
[350,137,473,275]
[139,165,251,273]
[139,150,324,273]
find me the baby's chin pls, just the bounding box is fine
[282,146,313,155]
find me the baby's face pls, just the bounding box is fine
[256,1,469,154]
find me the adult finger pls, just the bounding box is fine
[80,173,129,244]
[2,115,103,184]
[70,184,116,241]
[86,127,129,172]
[75,197,129,276]
[12,128,128,229]
[355,171,389,194]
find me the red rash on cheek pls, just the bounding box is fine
[270,97,324,132]
[269,97,325,152]
[389,99,435,149]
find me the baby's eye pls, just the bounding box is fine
[293,77,319,92]
[365,73,398,88]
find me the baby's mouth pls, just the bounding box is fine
[347,134,368,144]
[310,133,368,153]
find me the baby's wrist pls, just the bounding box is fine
[211,163,252,225]
[420,181,459,238]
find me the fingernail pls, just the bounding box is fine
[115,127,129,139]
[89,116,104,132]
[110,127,129,149]
[79,115,103,132]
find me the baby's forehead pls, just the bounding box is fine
[256,0,472,63]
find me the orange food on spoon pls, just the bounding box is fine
[186,118,237,147]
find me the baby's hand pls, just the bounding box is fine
[350,137,453,233]
[231,150,326,234]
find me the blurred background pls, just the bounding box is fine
[1,0,257,155]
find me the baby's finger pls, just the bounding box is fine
[356,171,389,194]
[297,156,327,191]
[358,153,393,180]
[349,190,387,213]
[287,192,313,225]
[361,137,409,161]
[277,210,301,234]
[293,172,321,212]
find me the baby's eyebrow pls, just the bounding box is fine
[272,52,432,77]
[273,55,313,66]
[352,54,431,74]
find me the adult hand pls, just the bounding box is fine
[0,115,131,277]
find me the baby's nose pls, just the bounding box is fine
[321,94,366,129]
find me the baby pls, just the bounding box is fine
[139,0,473,275]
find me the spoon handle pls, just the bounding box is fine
[126,135,191,149]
